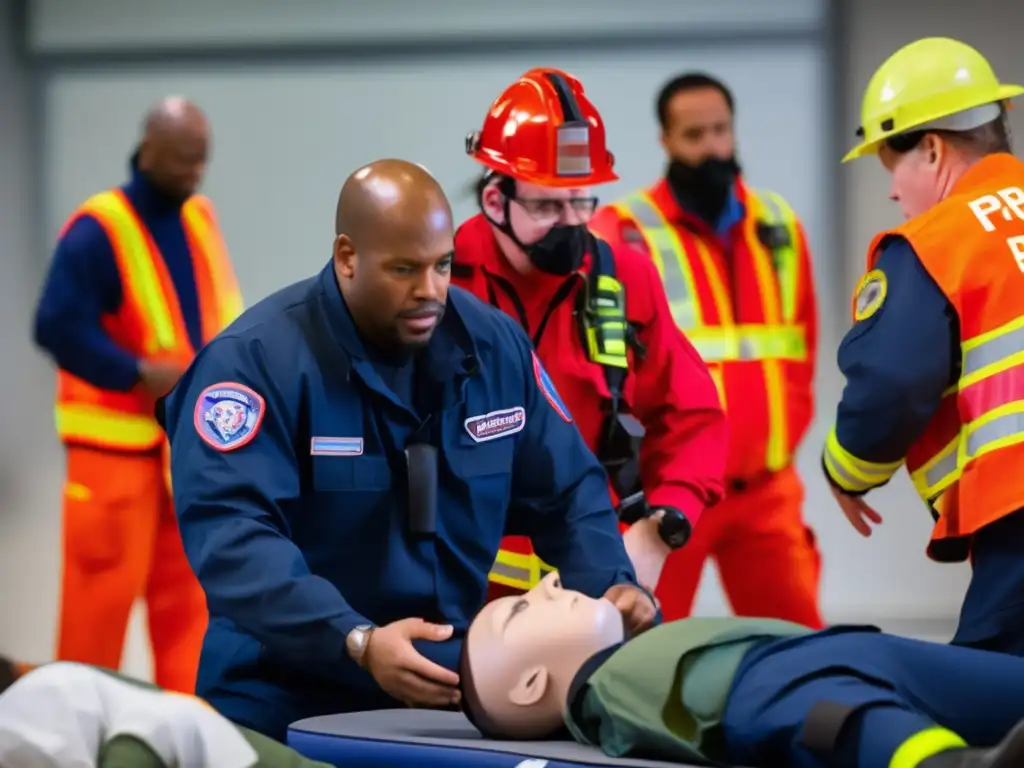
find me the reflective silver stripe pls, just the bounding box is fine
[966,411,1024,457]
[918,411,1024,494]
[823,452,865,492]
[921,443,959,491]
[962,324,1024,378]
[620,194,698,330]
[489,562,531,585]
[824,427,902,493]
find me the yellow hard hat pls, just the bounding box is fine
[843,37,1023,162]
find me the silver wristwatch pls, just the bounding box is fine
[346,624,374,668]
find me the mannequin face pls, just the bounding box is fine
[462,572,625,739]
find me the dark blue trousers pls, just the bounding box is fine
[952,508,1024,655]
[722,627,1024,767]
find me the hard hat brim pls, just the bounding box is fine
[471,152,620,187]
[841,83,1024,164]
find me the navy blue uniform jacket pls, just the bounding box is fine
[161,263,638,738]
[826,236,957,486]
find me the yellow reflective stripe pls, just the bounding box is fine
[585,274,629,368]
[754,189,801,322]
[967,402,1024,456]
[80,192,178,355]
[763,362,789,471]
[613,195,702,329]
[960,314,1024,387]
[686,324,807,362]
[746,203,790,471]
[182,198,245,328]
[824,426,903,493]
[54,403,164,449]
[913,406,1024,502]
[489,551,557,590]
[691,229,733,325]
[910,319,1024,500]
[909,436,961,500]
[889,727,966,768]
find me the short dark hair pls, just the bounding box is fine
[656,72,735,131]
[886,103,1012,158]
[470,170,515,209]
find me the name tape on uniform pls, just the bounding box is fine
[464,407,526,443]
[310,437,364,456]
[852,268,887,322]
[194,382,265,452]
[531,351,573,424]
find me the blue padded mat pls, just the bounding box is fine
[288,709,704,767]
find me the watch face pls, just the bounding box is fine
[659,510,691,549]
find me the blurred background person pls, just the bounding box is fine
[31,97,243,693]
[591,72,824,627]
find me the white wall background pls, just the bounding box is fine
[2,0,1019,676]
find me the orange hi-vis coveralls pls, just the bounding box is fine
[590,177,823,627]
[36,186,242,692]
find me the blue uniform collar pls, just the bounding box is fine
[314,263,478,398]
[123,151,186,216]
[715,188,745,237]
[672,183,745,239]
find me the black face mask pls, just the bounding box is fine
[481,176,588,276]
[667,156,741,224]
[521,224,588,276]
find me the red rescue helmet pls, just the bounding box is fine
[466,68,619,188]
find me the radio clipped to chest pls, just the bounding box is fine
[576,237,646,498]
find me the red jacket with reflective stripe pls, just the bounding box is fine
[452,213,726,525]
[590,179,818,480]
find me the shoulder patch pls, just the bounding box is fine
[464,407,527,442]
[194,382,265,452]
[531,351,573,423]
[852,269,887,322]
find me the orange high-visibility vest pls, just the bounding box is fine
[54,189,243,452]
[871,153,1024,562]
[606,183,811,475]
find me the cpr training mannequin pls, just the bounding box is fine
[461,572,1024,768]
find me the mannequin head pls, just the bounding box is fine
[460,572,625,739]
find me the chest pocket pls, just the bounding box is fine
[312,454,393,492]
[446,435,515,480]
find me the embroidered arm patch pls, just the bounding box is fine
[194,382,265,452]
[852,269,887,322]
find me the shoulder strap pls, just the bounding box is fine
[751,188,802,322]
[751,188,795,262]
[589,236,628,415]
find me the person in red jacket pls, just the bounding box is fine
[453,68,727,601]
[589,72,823,628]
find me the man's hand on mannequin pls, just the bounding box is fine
[362,619,461,708]
[622,516,671,594]
[604,583,658,636]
